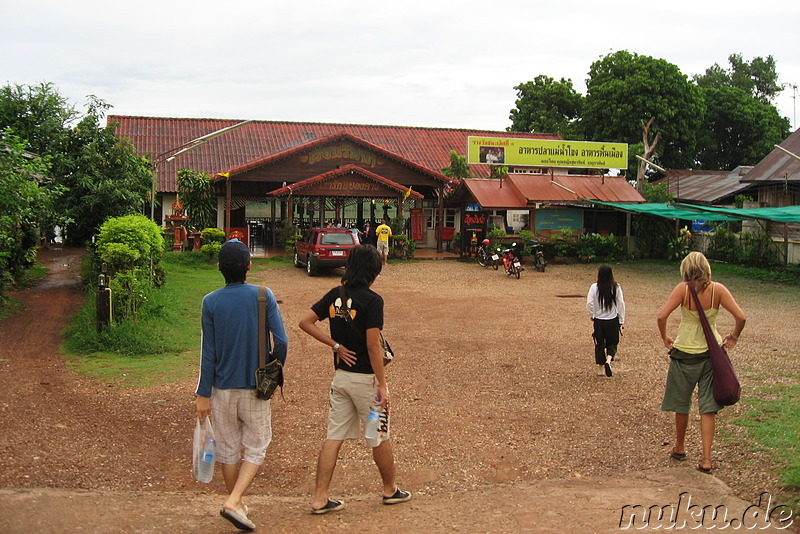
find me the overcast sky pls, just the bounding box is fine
[2,0,799,133]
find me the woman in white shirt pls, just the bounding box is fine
[587,265,626,377]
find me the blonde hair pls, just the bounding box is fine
[680,251,711,292]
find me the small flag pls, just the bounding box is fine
[403,186,413,200]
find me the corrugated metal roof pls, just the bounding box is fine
[109,116,561,192]
[740,128,800,183]
[653,167,754,204]
[454,174,644,209]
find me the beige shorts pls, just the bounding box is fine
[211,387,272,465]
[327,370,390,447]
[376,241,390,257]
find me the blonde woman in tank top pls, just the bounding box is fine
[656,252,746,475]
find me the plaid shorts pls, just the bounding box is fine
[327,370,390,447]
[211,387,272,465]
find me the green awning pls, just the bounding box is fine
[673,203,800,223]
[587,201,739,221]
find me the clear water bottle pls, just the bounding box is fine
[365,402,381,439]
[196,438,216,483]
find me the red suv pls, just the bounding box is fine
[294,227,358,276]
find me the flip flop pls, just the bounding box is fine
[670,449,686,461]
[220,507,255,531]
[604,358,613,377]
[697,462,713,475]
[311,499,345,515]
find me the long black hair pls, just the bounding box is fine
[596,264,618,311]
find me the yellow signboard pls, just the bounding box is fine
[467,137,628,169]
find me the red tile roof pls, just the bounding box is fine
[215,132,454,186]
[109,116,562,192]
[268,164,424,199]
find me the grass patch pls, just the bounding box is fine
[0,296,24,321]
[710,261,800,286]
[735,379,800,513]
[62,252,293,386]
[0,261,48,320]
[17,261,48,287]
[62,253,220,386]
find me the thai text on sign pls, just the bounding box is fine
[467,137,628,169]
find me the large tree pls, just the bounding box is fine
[508,75,583,138]
[0,82,76,157]
[0,83,151,246]
[53,98,151,245]
[582,50,705,169]
[695,85,790,170]
[0,132,58,298]
[694,54,782,104]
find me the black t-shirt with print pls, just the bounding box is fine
[311,283,384,374]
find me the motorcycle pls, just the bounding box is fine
[499,243,523,279]
[531,242,547,272]
[477,239,499,270]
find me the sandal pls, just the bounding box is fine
[670,449,686,461]
[697,459,713,474]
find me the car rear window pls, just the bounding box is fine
[320,233,355,245]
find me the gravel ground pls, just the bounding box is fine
[1,249,798,532]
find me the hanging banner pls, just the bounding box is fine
[410,208,424,241]
[467,137,628,169]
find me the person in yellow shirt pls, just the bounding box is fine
[375,219,392,265]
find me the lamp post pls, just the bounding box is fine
[149,120,252,223]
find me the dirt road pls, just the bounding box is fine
[0,248,797,533]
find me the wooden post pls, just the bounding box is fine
[225,176,232,236]
[437,185,444,253]
[271,198,277,248]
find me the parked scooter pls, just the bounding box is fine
[531,242,547,272]
[499,243,523,279]
[477,239,499,270]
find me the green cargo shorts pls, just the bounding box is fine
[660,348,723,415]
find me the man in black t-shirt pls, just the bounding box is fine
[299,245,411,514]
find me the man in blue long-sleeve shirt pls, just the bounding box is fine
[195,239,288,532]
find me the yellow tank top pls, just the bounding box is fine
[673,283,723,354]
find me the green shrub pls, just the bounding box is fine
[200,243,222,261]
[276,220,300,251]
[389,215,406,236]
[109,270,151,322]
[201,227,226,244]
[95,214,164,277]
[487,225,507,248]
[740,232,780,268]
[708,226,740,263]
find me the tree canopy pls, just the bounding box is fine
[509,75,583,138]
[695,85,791,170]
[508,50,790,174]
[0,83,152,246]
[0,132,58,297]
[694,53,782,103]
[582,50,705,169]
